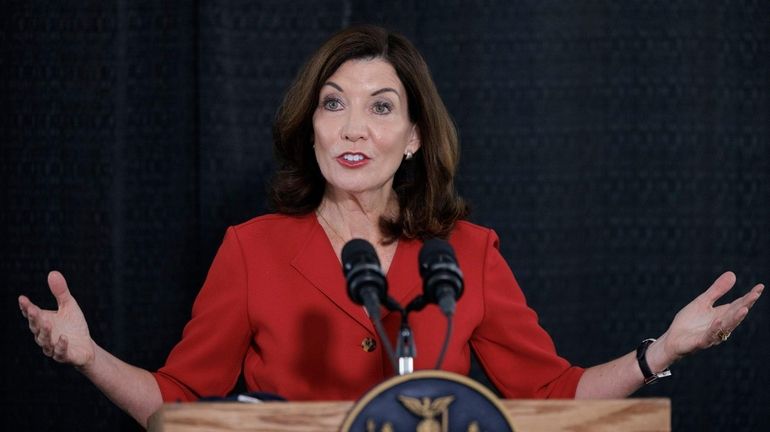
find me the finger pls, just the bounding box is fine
[19,295,42,319]
[707,318,727,347]
[18,295,31,318]
[743,284,764,309]
[39,321,56,357]
[48,271,73,309]
[38,321,52,346]
[718,303,748,329]
[699,271,737,305]
[42,343,54,357]
[727,283,764,314]
[723,286,763,331]
[53,335,68,362]
[30,321,40,337]
[732,307,749,328]
[26,304,42,334]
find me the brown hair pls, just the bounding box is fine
[270,25,468,241]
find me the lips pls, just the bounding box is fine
[336,152,369,167]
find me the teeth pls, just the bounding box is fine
[343,154,364,162]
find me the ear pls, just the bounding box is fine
[406,124,421,154]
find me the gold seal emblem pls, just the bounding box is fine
[340,370,515,432]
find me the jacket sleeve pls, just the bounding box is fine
[152,227,252,401]
[470,229,584,398]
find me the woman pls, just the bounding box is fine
[18,25,764,428]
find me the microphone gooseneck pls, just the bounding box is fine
[341,238,465,374]
[418,239,463,370]
[341,239,399,374]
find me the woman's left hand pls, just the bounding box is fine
[658,271,763,362]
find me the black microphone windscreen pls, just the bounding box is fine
[341,238,387,307]
[419,238,456,276]
[418,238,464,309]
[342,238,380,274]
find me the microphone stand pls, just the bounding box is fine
[395,314,416,375]
[394,296,430,375]
[385,294,455,375]
[383,297,416,375]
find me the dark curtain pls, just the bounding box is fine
[2,1,768,430]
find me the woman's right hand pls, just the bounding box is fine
[19,271,95,368]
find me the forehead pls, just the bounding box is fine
[324,58,404,93]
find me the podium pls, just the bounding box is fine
[148,398,670,431]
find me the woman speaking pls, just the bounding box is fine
[18,25,764,429]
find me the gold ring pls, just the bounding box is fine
[716,328,731,342]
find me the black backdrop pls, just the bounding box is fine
[2,1,768,430]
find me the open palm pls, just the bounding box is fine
[18,271,94,367]
[663,271,764,359]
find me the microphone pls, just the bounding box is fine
[419,238,464,317]
[342,239,388,321]
[342,238,400,374]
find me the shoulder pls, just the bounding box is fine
[233,213,313,232]
[226,213,316,250]
[449,220,500,249]
[447,220,502,271]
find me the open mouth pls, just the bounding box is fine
[337,152,369,167]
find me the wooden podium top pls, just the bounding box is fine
[148,398,670,432]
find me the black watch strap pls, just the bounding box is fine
[636,338,672,385]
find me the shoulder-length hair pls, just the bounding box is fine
[270,25,468,241]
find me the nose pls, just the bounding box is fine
[341,109,368,142]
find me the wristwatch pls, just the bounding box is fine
[636,338,672,384]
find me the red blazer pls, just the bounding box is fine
[153,214,584,401]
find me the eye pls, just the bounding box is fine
[322,97,343,111]
[372,101,393,115]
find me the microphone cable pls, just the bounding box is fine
[434,313,453,370]
[371,306,399,375]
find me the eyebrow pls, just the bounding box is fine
[371,87,399,97]
[322,81,400,97]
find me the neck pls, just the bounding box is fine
[317,188,398,246]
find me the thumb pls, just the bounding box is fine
[47,271,73,309]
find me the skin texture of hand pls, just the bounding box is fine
[18,271,164,427]
[655,271,764,365]
[574,271,763,399]
[18,271,95,368]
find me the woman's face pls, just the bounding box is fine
[312,58,420,198]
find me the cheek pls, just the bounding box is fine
[313,116,341,146]
[374,127,411,152]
